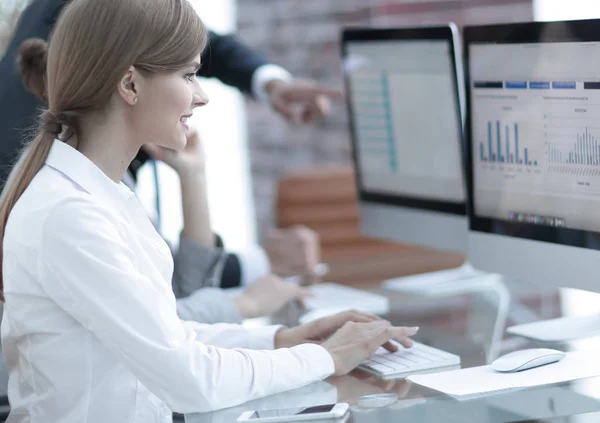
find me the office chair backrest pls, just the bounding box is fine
[276,165,412,261]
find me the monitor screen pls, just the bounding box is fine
[469,40,600,234]
[344,38,465,207]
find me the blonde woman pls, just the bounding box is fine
[0,0,417,421]
[1,0,333,295]
[14,37,317,326]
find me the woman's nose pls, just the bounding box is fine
[193,84,209,108]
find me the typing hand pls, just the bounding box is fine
[234,274,313,319]
[263,225,321,278]
[274,310,418,375]
[320,321,418,376]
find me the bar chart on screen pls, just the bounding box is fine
[478,120,539,167]
[543,102,600,176]
[350,71,398,175]
[546,127,600,175]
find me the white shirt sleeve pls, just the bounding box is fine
[251,64,293,104]
[38,198,334,413]
[236,244,271,286]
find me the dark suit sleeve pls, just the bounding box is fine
[213,234,243,288]
[220,254,243,289]
[198,31,270,96]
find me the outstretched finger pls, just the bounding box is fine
[367,325,419,352]
[298,85,343,100]
[301,95,331,123]
[390,327,419,348]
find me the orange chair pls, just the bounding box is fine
[275,166,465,287]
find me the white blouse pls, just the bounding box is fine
[1,140,334,423]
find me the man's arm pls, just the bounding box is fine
[198,31,270,96]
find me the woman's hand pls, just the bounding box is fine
[143,128,205,176]
[144,128,214,245]
[234,274,313,319]
[263,225,320,279]
[275,310,384,347]
[274,310,418,376]
[321,321,418,376]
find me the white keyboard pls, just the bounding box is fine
[359,340,461,379]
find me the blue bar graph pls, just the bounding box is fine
[515,124,519,164]
[488,122,493,162]
[479,121,536,166]
[497,121,502,162]
[380,72,397,172]
[353,71,398,174]
[505,125,510,161]
[547,127,600,167]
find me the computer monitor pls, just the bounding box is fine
[342,24,468,253]
[465,19,600,293]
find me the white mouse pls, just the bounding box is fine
[491,348,566,373]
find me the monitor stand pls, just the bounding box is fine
[507,315,600,343]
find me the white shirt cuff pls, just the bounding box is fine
[290,344,336,378]
[252,64,293,104]
[236,244,271,286]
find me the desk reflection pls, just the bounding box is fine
[185,381,337,423]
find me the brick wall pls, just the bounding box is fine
[237,0,533,237]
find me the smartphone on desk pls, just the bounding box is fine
[237,403,349,422]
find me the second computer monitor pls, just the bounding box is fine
[465,19,600,292]
[342,25,468,252]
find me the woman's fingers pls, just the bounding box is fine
[366,324,419,351]
[391,326,419,348]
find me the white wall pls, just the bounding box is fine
[137,0,257,251]
[534,0,600,21]
[0,0,30,56]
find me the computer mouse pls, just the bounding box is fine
[491,348,566,373]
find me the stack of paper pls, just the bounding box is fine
[408,349,600,400]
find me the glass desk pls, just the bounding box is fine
[186,275,600,423]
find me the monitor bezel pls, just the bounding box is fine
[464,19,600,251]
[341,25,467,217]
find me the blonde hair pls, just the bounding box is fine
[0,0,207,299]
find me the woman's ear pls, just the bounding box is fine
[117,66,139,105]
[26,73,47,101]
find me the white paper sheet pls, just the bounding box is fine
[408,349,600,400]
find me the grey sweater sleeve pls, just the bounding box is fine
[171,234,227,299]
[176,287,243,324]
[173,235,242,324]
